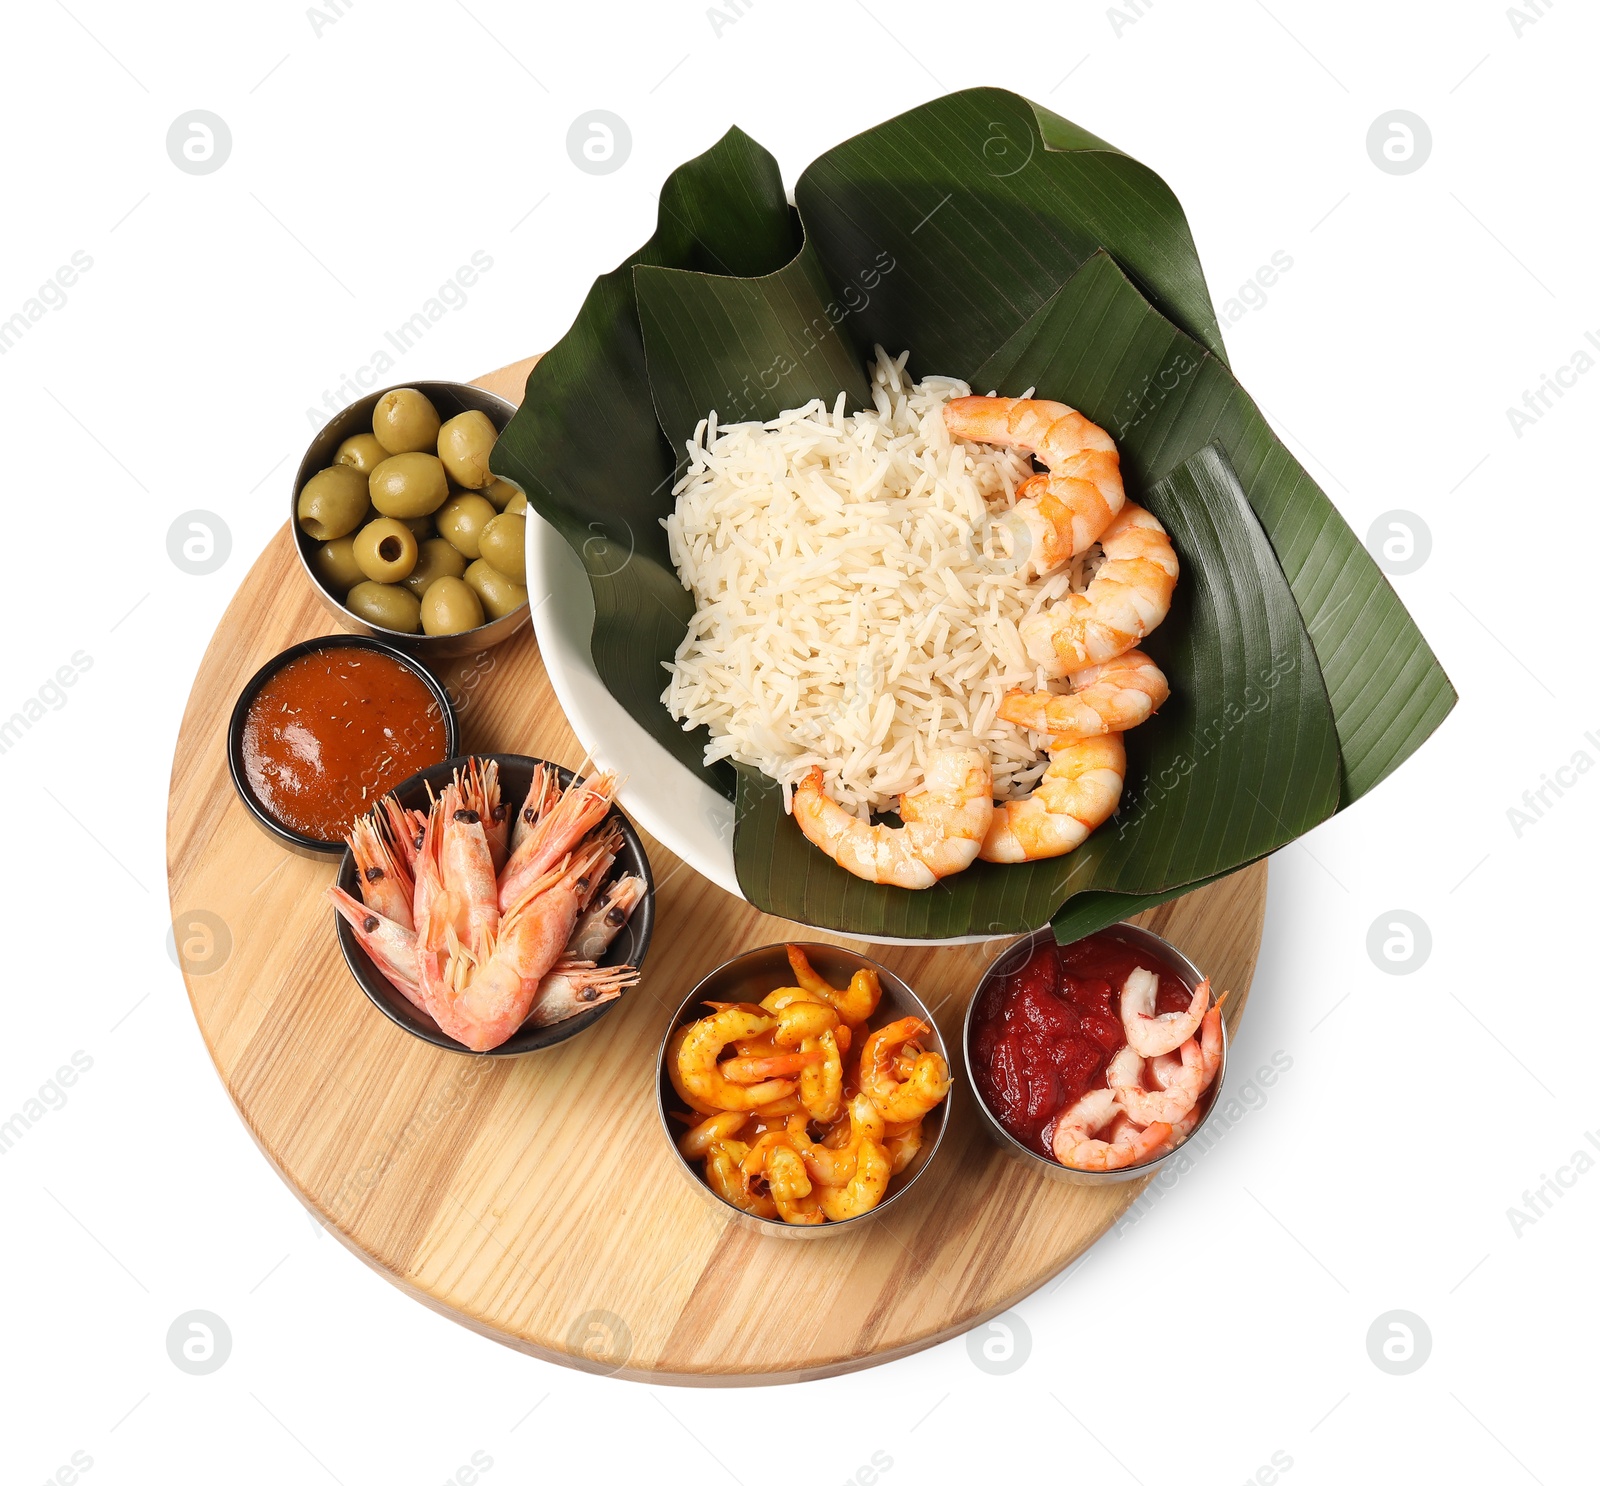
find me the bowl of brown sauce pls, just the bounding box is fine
[227,635,458,857]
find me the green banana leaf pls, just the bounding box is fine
[493,88,1454,942]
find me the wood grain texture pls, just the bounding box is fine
[165,363,1268,1384]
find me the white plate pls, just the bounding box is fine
[527,514,998,946]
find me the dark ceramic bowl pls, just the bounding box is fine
[656,942,950,1238]
[335,753,655,1056]
[962,923,1227,1186]
[227,634,459,859]
[292,380,528,660]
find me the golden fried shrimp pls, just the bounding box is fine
[979,733,1125,864]
[721,1048,824,1084]
[1020,502,1179,678]
[799,1029,845,1124]
[677,1111,748,1161]
[666,1027,724,1116]
[885,1117,924,1175]
[742,1133,824,1226]
[771,1000,840,1048]
[790,748,992,889]
[998,648,1170,742]
[705,1139,778,1219]
[859,1017,952,1123]
[817,1135,891,1221]
[677,1007,799,1110]
[785,947,882,1027]
[784,1114,860,1187]
[943,396,1124,571]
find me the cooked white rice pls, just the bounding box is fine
[662,347,1093,816]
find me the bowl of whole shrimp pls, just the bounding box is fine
[657,943,952,1236]
[330,753,653,1056]
[963,923,1227,1185]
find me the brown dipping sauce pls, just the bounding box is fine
[241,648,446,842]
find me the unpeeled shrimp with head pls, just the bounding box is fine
[347,814,415,931]
[1020,502,1179,678]
[419,831,614,1052]
[942,396,1125,572]
[790,747,993,889]
[998,648,1170,742]
[979,733,1125,863]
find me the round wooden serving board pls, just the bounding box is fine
[166,360,1268,1384]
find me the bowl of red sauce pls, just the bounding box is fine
[227,635,458,857]
[963,923,1227,1185]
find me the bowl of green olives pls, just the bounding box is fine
[292,381,533,658]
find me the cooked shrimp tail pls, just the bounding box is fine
[979,733,1125,863]
[998,649,1169,742]
[943,396,1125,570]
[1019,502,1179,677]
[790,747,992,888]
[1121,971,1210,1058]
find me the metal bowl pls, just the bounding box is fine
[335,753,655,1056]
[291,380,529,660]
[962,922,1227,1186]
[656,942,950,1238]
[226,633,459,859]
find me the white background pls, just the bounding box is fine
[2,1,1592,1482]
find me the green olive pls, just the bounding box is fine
[465,557,528,620]
[437,410,498,489]
[297,464,370,541]
[503,489,527,515]
[401,514,433,541]
[372,387,441,454]
[420,575,485,635]
[369,452,448,518]
[333,432,390,474]
[352,517,419,583]
[312,535,365,593]
[483,477,523,511]
[477,512,526,582]
[435,492,497,559]
[345,580,422,633]
[403,536,467,597]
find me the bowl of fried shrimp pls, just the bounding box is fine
[657,943,951,1236]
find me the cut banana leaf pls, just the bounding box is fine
[795,87,1227,366]
[491,127,801,798]
[731,443,1342,938]
[971,251,1454,805]
[495,88,1453,940]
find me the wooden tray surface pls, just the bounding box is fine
[165,361,1267,1384]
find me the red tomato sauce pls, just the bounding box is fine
[241,648,446,842]
[969,931,1193,1157]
